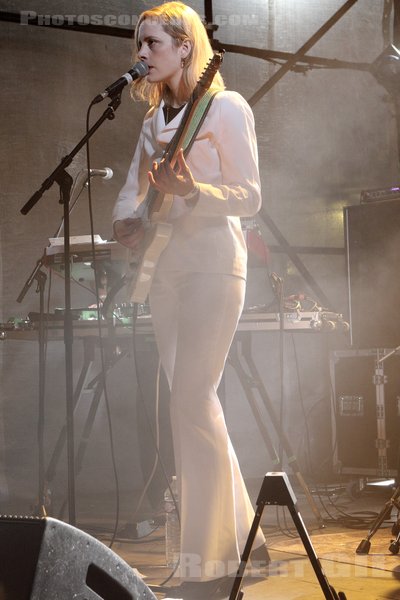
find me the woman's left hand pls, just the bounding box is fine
[148,148,196,197]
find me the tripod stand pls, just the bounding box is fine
[356,484,400,555]
[356,346,400,554]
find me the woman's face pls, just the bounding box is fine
[138,19,189,98]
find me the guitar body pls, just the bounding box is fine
[126,220,172,304]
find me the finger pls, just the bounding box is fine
[152,158,172,179]
[177,148,186,167]
[150,160,162,181]
[177,149,190,176]
[148,170,163,190]
[158,158,175,178]
[178,148,185,161]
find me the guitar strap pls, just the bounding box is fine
[151,90,218,222]
[164,90,218,160]
[140,90,219,223]
[183,90,218,156]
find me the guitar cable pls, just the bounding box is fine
[83,99,121,550]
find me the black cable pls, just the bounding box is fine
[276,505,297,539]
[287,331,382,530]
[269,273,285,466]
[83,522,162,543]
[37,264,52,514]
[278,282,285,466]
[53,169,91,238]
[393,0,400,46]
[85,99,121,550]
[290,333,314,476]
[260,285,379,532]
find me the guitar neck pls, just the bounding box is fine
[146,99,198,218]
[142,52,224,221]
[163,99,197,165]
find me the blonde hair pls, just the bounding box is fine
[131,1,225,106]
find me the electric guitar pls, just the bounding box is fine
[125,51,224,304]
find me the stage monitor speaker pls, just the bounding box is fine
[344,199,400,349]
[0,515,156,600]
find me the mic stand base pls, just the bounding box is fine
[356,484,400,555]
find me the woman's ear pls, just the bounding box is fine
[180,38,192,60]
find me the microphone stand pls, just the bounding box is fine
[20,93,123,526]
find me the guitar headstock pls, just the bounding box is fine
[192,50,225,101]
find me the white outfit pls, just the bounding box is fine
[113,90,265,580]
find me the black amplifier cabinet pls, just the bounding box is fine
[330,349,400,477]
[344,199,400,349]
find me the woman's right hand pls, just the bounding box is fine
[113,218,145,251]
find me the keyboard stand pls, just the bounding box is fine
[228,332,323,525]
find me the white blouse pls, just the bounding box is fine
[113,90,262,278]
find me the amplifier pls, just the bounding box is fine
[344,199,400,348]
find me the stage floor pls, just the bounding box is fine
[78,479,400,599]
[2,476,400,598]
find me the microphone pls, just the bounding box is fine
[92,62,149,104]
[89,167,113,180]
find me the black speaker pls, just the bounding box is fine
[344,199,400,349]
[0,515,156,600]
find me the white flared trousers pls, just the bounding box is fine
[149,270,265,581]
